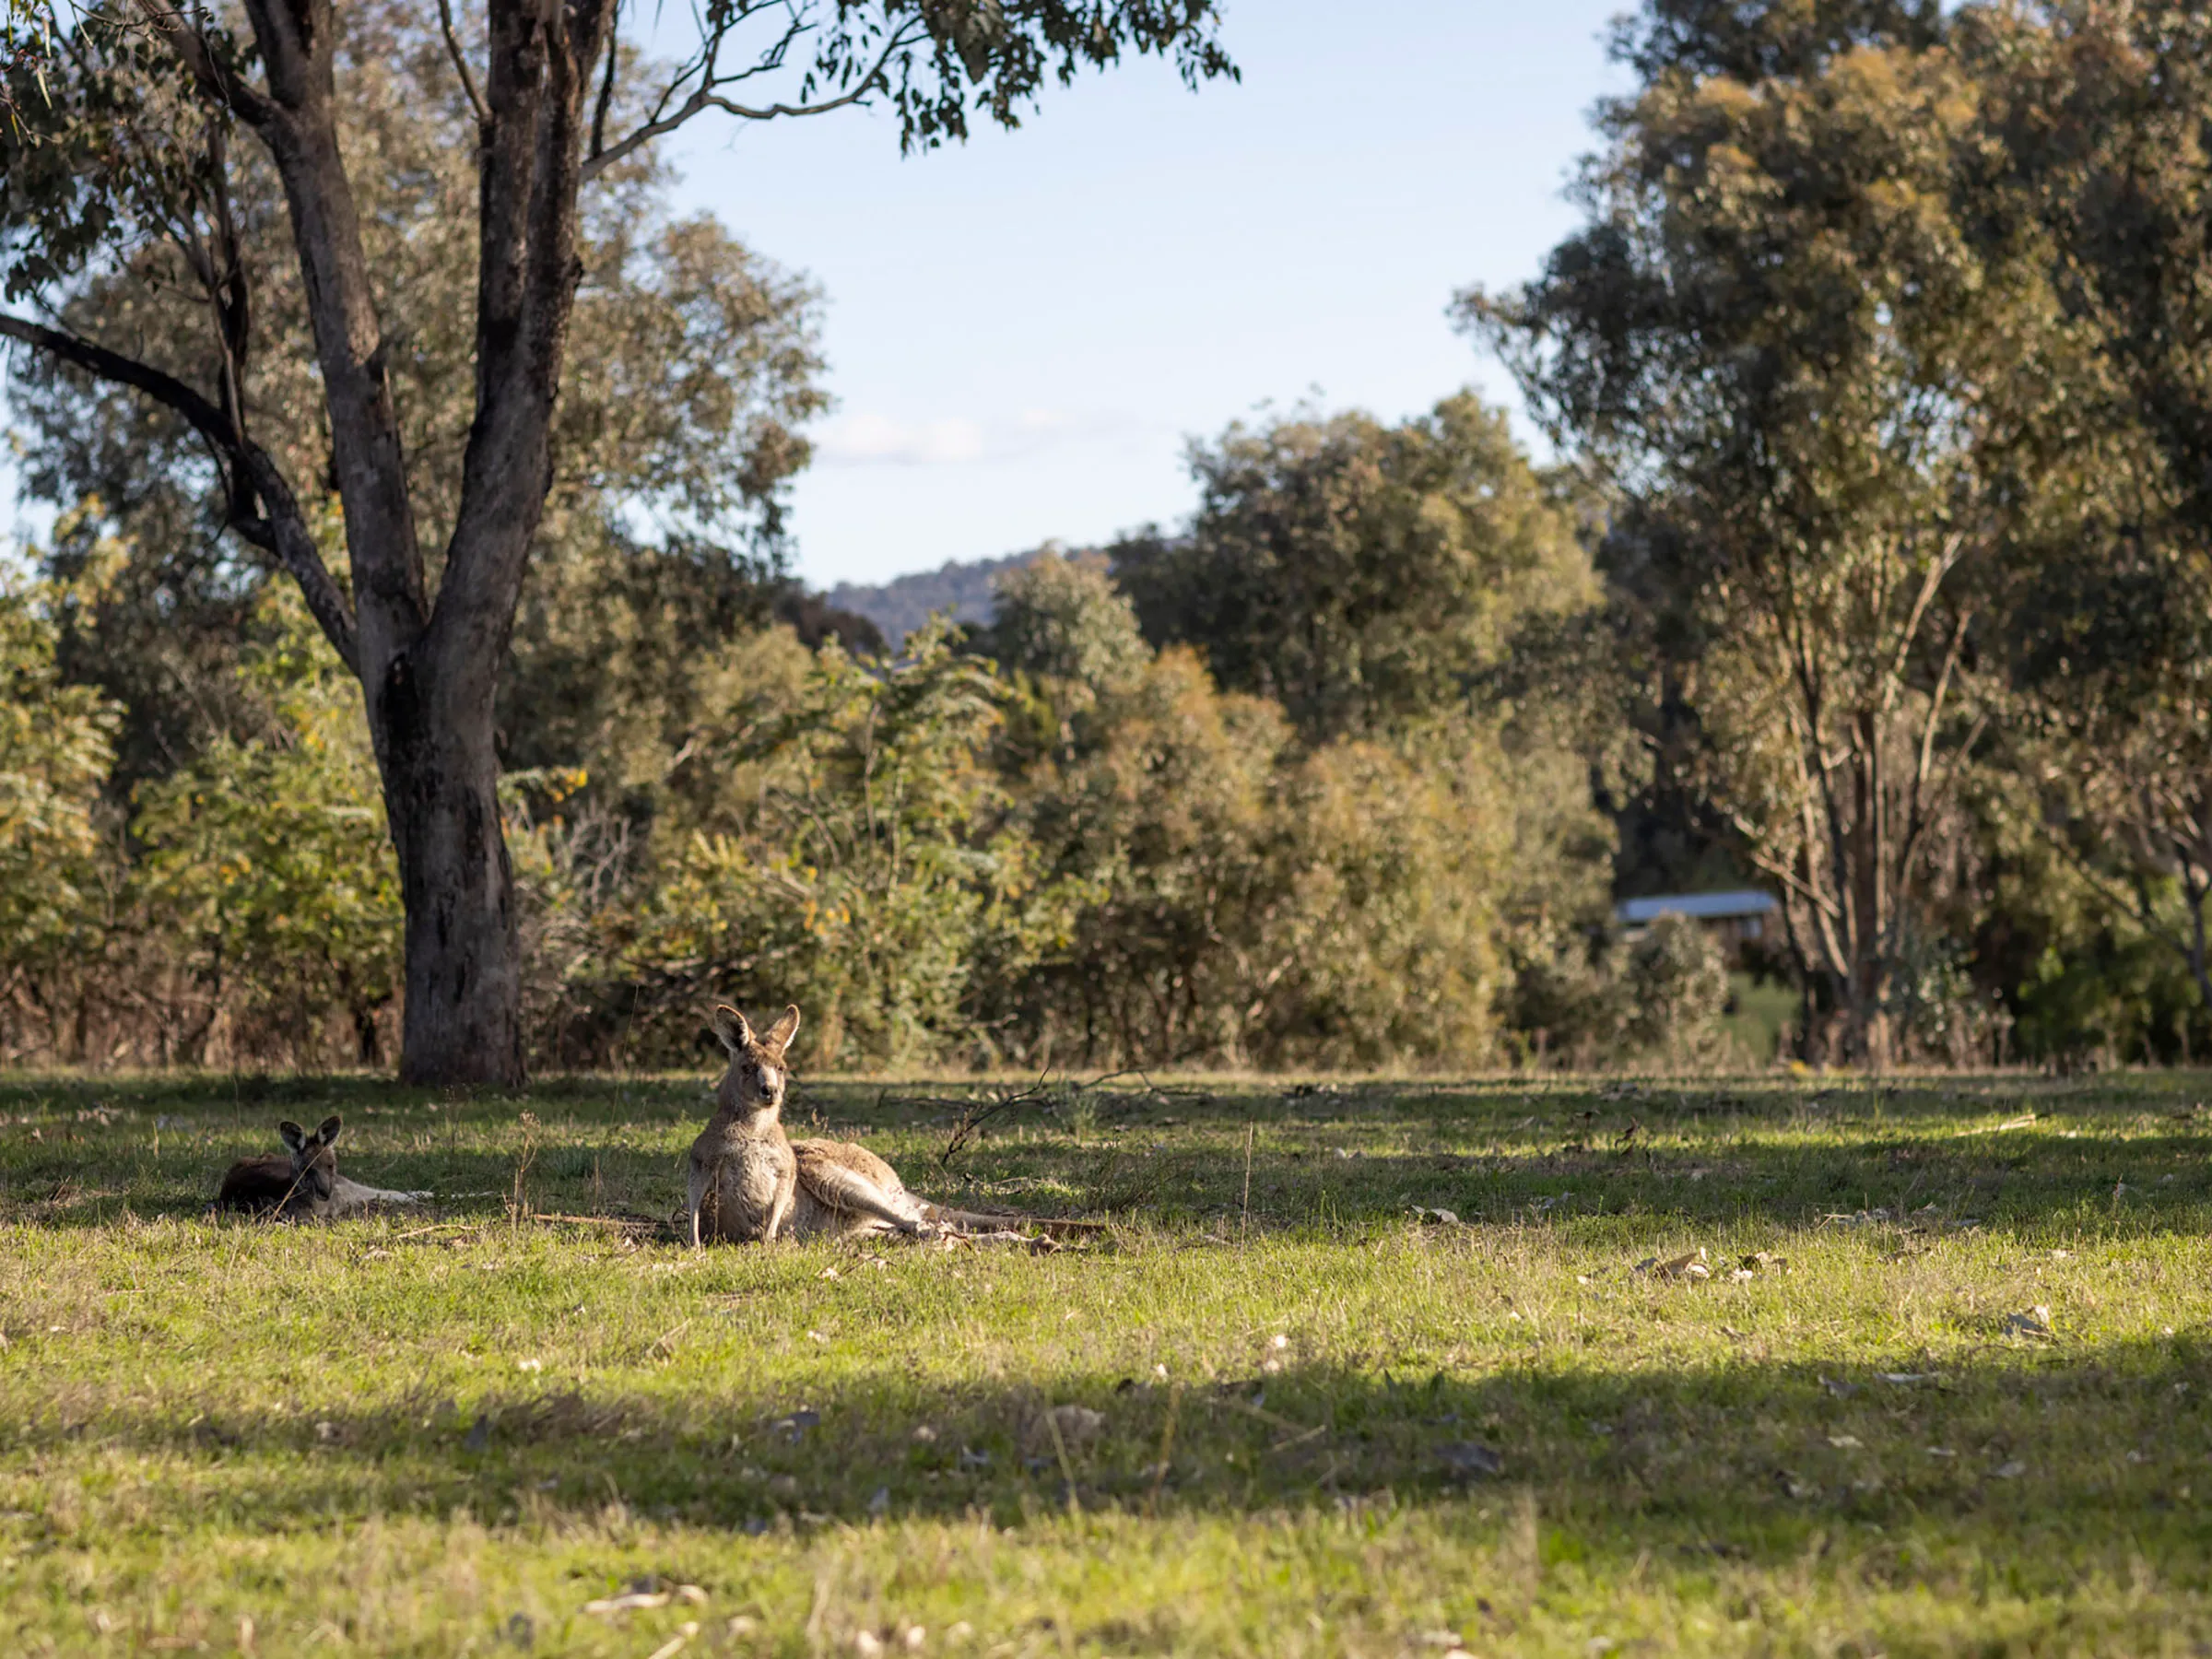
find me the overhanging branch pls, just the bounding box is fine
[437,0,490,128]
[130,0,277,126]
[0,312,359,671]
[0,311,232,441]
[581,17,922,182]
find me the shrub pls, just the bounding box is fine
[1620,912,1731,1064]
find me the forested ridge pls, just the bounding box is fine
[6,0,2212,1074]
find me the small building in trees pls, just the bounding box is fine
[1615,891,1778,962]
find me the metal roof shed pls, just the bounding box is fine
[1616,890,1779,925]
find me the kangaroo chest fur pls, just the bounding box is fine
[688,1112,797,1242]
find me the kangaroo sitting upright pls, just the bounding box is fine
[214,1114,428,1219]
[688,1004,804,1245]
[688,1001,1103,1245]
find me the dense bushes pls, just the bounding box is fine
[0,580,118,1050]
[2,525,1714,1071]
[511,589,1618,1072]
[12,403,2159,1075]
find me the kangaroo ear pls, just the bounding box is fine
[315,1114,343,1148]
[277,1121,308,1154]
[763,1005,801,1057]
[711,1005,753,1054]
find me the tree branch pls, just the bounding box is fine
[581,18,922,182]
[432,0,616,673]
[130,0,277,125]
[239,0,432,646]
[1879,526,1966,717]
[590,0,619,161]
[234,445,361,673]
[0,312,359,671]
[1,311,232,462]
[437,0,490,128]
[2039,820,2193,963]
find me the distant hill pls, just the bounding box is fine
[822,548,1045,648]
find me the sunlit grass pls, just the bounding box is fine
[1,1068,2208,1654]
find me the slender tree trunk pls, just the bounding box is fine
[2185,873,2212,1018]
[1834,710,1900,1069]
[2187,806,2212,1017]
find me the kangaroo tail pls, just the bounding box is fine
[918,1203,1111,1236]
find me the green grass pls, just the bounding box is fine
[2,1067,2210,1656]
[1722,973,1797,1066]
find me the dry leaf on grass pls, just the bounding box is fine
[1635,1248,1711,1281]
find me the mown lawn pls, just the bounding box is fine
[1,1065,2208,1656]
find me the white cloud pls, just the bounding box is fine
[815,412,988,466]
[812,407,1143,469]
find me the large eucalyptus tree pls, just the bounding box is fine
[1463,0,2040,1065]
[0,0,1232,1083]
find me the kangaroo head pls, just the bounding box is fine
[710,1004,801,1118]
[276,1114,343,1206]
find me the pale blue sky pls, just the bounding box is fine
[2,3,1633,590]
[672,1,1634,587]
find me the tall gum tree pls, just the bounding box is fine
[1463,1,2050,1065]
[0,0,1234,1084]
[1969,1,2212,1017]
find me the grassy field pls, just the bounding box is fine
[1,1065,2208,1656]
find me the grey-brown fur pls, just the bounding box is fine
[785,1137,933,1239]
[785,1136,1105,1240]
[216,1115,342,1219]
[688,1004,803,1245]
[213,1115,429,1220]
[688,1001,1105,1244]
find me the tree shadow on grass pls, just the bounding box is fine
[1,1070,2209,1237]
[9,1339,2211,1592]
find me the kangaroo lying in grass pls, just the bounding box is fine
[214,1115,429,1219]
[688,1003,1104,1245]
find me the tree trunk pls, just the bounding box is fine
[378,646,524,1087]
